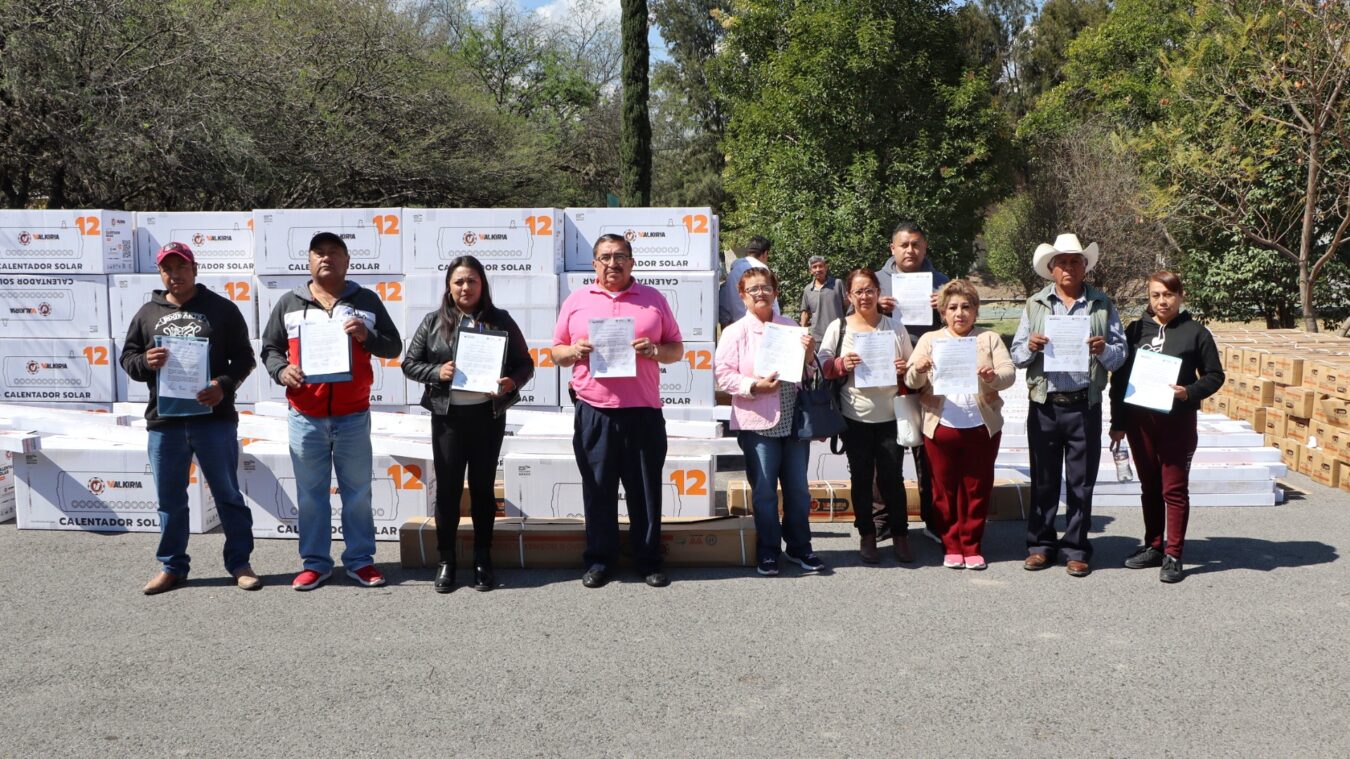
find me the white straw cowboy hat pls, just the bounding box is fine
[1032,233,1100,280]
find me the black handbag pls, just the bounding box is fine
[793,355,847,443]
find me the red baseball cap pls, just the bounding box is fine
[156,242,196,265]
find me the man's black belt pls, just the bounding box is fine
[1045,389,1089,406]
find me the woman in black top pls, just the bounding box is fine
[403,256,533,593]
[1108,271,1225,583]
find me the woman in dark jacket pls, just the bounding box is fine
[1109,271,1224,583]
[403,255,533,593]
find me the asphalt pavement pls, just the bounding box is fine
[2,472,1347,757]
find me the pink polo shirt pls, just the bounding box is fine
[553,279,683,409]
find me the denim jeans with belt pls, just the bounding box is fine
[736,430,813,562]
[287,409,377,573]
[147,418,253,576]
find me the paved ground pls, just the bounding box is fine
[2,472,1347,758]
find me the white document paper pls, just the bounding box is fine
[852,330,898,389]
[452,330,508,394]
[156,336,210,400]
[891,272,933,326]
[1043,315,1091,372]
[754,322,807,384]
[1124,349,1183,412]
[299,320,352,377]
[588,317,637,378]
[931,337,979,395]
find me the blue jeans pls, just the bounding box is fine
[147,418,253,576]
[737,431,813,562]
[288,409,376,573]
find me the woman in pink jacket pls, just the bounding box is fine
[714,267,825,577]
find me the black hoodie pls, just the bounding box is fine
[120,284,255,430]
[1109,310,1225,430]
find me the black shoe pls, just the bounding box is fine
[1160,555,1183,583]
[472,565,496,592]
[434,561,456,593]
[582,565,611,588]
[643,571,669,588]
[1124,545,1165,569]
[784,551,827,573]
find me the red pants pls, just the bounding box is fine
[1124,408,1197,559]
[923,425,1001,557]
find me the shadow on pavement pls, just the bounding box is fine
[1181,536,1338,575]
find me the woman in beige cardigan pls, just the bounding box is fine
[905,280,1016,570]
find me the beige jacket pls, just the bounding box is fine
[904,327,1016,438]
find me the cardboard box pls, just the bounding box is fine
[0,274,112,338]
[1314,421,1349,456]
[1235,377,1275,406]
[404,272,559,343]
[1262,354,1304,386]
[1319,395,1349,427]
[1317,361,1350,399]
[14,435,220,533]
[252,208,403,275]
[0,450,15,523]
[457,480,507,518]
[108,274,259,339]
[1279,386,1317,418]
[1303,450,1341,488]
[0,209,134,274]
[1241,348,1267,377]
[726,477,1025,522]
[518,516,755,568]
[1287,415,1311,445]
[561,271,718,343]
[0,338,116,403]
[1222,345,1245,374]
[1279,440,1303,472]
[1214,394,1231,417]
[563,207,717,271]
[517,342,560,407]
[238,441,432,541]
[135,211,255,273]
[398,515,524,568]
[503,452,716,519]
[658,341,716,408]
[254,274,406,335]
[1263,406,1288,439]
[401,208,563,274]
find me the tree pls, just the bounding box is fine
[650,0,730,209]
[1145,0,1350,331]
[711,0,1010,298]
[619,0,652,206]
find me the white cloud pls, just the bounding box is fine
[531,0,621,26]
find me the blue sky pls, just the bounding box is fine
[514,0,670,60]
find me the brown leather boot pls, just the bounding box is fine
[142,571,185,595]
[859,534,880,564]
[892,534,914,563]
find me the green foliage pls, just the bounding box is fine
[983,192,1049,297]
[711,0,1011,298]
[619,0,653,206]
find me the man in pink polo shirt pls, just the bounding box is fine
[552,233,684,588]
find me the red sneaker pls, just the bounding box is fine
[346,565,386,587]
[292,569,331,591]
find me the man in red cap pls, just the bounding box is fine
[121,241,259,594]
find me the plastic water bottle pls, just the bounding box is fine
[1111,441,1134,482]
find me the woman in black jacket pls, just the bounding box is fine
[1108,271,1225,583]
[403,255,533,593]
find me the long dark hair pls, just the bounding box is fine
[438,255,495,343]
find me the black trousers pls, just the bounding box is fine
[573,401,668,574]
[845,417,908,538]
[431,402,506,562]
[1026,399,1101,562]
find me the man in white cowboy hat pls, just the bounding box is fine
[1010,233,1126,577]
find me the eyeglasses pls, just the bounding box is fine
[595,254,632,265]
[851,288,879,297]
[744,285,775,295]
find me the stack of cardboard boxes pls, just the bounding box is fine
[1204,327,1350,493]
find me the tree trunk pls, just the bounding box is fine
[1338,315,1350,337]
[49,163,67,209]
[1299,131,1320,332]
[619,0,651,207]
